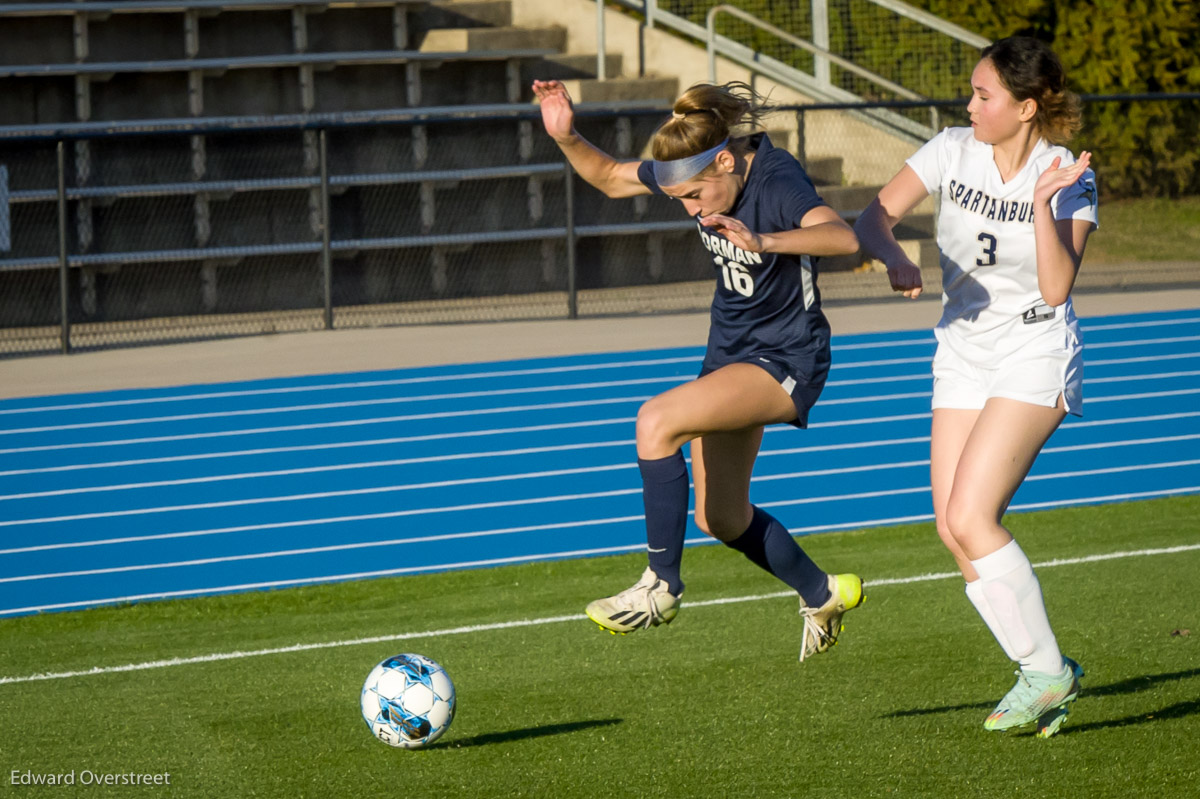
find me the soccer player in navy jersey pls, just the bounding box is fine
[855,37,1096,734]
[533,79,864,660]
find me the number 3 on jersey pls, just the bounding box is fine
[976,232,998,267]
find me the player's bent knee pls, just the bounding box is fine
[635,399,682,455]
[943,495,995,546]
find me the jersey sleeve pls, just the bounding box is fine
[1052,168,1099,228]
[764,160,825,230]
[635,160,665,195]
[904,129,950,195]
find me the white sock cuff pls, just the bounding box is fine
[970,539,1031,582]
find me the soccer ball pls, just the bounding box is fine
[360,653,456,749]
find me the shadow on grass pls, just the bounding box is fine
[434,718,622,750]
[883,667,1200,726]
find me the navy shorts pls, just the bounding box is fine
[699,351,829,429]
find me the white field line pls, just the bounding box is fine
[2,540,1198,684]
[7,460,1199,579]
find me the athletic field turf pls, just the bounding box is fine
[1,497,1197,797]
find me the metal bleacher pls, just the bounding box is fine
[0,0,693,349]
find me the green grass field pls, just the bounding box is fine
[2,495,1198,798]
[1085,195,1200,263]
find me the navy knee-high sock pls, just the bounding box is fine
[725,506,830,606]
[639,452,688,596]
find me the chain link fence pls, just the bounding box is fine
[2,94,1198,356]
[661,0,986,101]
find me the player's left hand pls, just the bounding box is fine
[1034,151,1092,207]
[700,214,765,253]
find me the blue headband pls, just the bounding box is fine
[652,138,730,187]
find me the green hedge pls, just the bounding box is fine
[914,0,1200,198]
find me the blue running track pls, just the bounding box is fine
[1,308,1198,617]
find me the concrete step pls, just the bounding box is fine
[527,53,623,81]
[817,184,882,214]
[804,156,843,187]
[418,25,566,53]
[421,0,514,30]
[557,76,678,103]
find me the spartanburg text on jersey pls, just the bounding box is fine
[906,127,1098,363]
[637,133,832,376]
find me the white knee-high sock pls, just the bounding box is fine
[970,540,1065,674]
[965,580,1018,661]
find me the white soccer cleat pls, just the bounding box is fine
[585,567,681,635]
[799,573,865,661]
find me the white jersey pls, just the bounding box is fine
[906,127,1098,363]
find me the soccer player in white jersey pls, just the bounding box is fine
[533,78,865,660]
[854,36,1097,736]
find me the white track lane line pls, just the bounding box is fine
[8,404,1199,477]
[6,459,1198,576]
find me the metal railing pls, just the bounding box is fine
[0,1,425,17]
[705,5,921,100]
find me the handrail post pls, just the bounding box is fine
[595,0,606,81]
[56,140,70,354]
[564,157,577,320]
[812,0,830,86]
[795,109,806,168]
[706,8,717,83]
[319,128,333,330]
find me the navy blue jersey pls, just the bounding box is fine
[637,134,833,412]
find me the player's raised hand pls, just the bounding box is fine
[532,80,576,143]
[700,213,765,253]
[1034,150,1092,207]
[886,256,923,299]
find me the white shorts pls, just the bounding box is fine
[931,336,1083,416]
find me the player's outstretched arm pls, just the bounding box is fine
[700,205,858,257]
[1033,151,1095,306]
[854,165,929,299]
[532,80,650,199]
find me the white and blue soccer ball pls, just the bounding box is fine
[360,653,456,749]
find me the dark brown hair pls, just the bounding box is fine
[650,81,772,163]
[981,36,1082,144]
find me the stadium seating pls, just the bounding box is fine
[0,0,931,339]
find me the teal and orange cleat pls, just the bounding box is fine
[985,657,1084,735]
